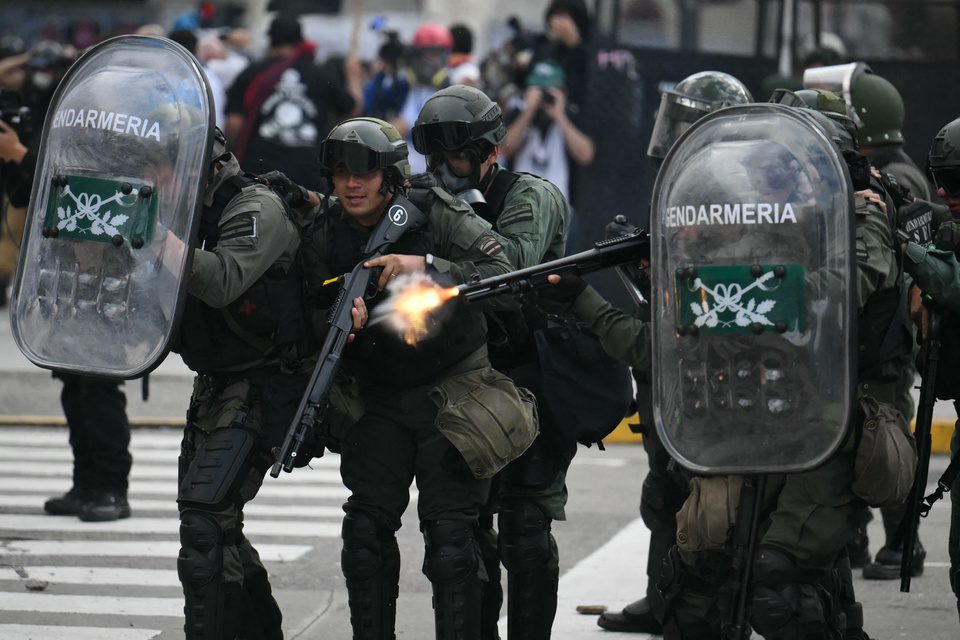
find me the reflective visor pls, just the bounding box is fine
[412,120,495,154]
[319,139,385,175]
[931,167,960,197]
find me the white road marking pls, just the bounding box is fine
[0,624,161,640]
[0,477,350,499]
[0,494,346,517]
[0,592,182,616]
[500,517,658,639]
[0,566,180,587]
[0,461,343,483]
[1,540,311,561]
[0,514,340,538]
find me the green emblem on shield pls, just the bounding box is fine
[44,175,157,246]
[676,264,806,335]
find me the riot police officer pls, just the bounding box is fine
[411,84,572,639]
[297,117,536,640]
[174,126,321,640]
[896,115,960,622]
[600,70,754,635]
[825,68,934,578]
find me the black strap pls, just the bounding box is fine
[201,174,253,249]
[484,168,522,224]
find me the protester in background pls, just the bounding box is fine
[363,29,409,121]
[225,13,360,191]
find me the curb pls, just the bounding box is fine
[604,414,957,454]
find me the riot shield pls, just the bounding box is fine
[651,104,856,474]
[11,35,214,378]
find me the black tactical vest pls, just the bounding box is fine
[175,175,311,373]
[316,202,488,388]
[473,168,550,372]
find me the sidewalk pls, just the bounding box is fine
[0,313,194,423]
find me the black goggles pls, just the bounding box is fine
[412,120,497,154]
[319,139,396,175]
[930,166,960,197]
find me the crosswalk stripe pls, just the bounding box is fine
[0,592,183,616]
[0,461,343,484]
[1,540,311,561]
[0,477,350,499]
[0,566,180,587]
[0,429,186,449]
[0,514,340,538]
[0,494,346,517]
[0,446,344,468]
[0,624,161,640]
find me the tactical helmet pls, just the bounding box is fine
[928,117,960,197]
[849,73,904,146]
[412,85,506,157]
[647,70,753,161]
[770,88,859,153]
[319,117,411,185]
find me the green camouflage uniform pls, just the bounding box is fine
[177,155,306,640]
[472,168,571,637]
[302,188,527,640]
[902,221,960,614]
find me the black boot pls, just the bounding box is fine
[77,490,130,522]
[597,596,663,633]
[862,540,925,580]
[44,487,94,515]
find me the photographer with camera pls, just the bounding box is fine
[501,59,594,203]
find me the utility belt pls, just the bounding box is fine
[857,379,897,405]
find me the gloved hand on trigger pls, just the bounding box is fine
[540,273,588,304]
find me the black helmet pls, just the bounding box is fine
[319,117,411,186]
[928,117,960,197]
[647,71,753,161]
[412,85,506,157]
[770,88,859,153]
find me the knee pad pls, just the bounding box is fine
[178,428,256,510]
[422,519,478,585]
[498,501,556,573]
[342,510,395,581]
[750,547,835,639]
[178,509,223,588]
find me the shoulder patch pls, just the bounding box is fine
[475,234,504,257]
[219,212,257,242]
[499,203,535,227]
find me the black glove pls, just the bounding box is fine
[605,214,637,240]
[895,200,934,246]
[538,273,588,305]
[258,170,310,208]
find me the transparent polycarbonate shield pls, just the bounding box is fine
[651,104,856,474]
[11,35,213,378]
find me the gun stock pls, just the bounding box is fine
[456,229,650,303]
[270,264,370,477]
